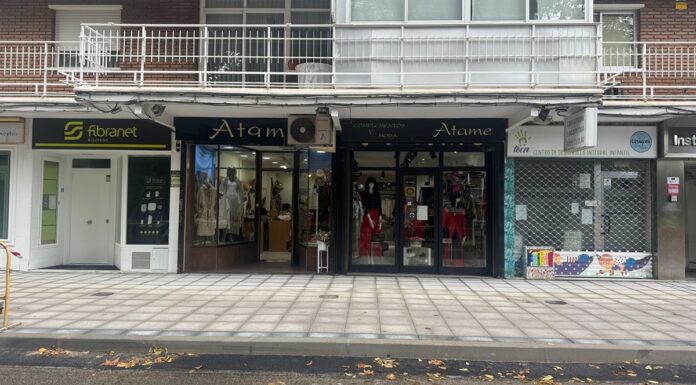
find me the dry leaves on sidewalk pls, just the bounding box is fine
[427,359,447,370]
[33,347,86,358]
[374,357,399,368]
[99,346,191,369]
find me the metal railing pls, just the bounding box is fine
[602,41,696,100]
[2,29,695,101]
[75,23,601,90]
[0,41,79,96]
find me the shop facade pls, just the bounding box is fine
[336,118,507,276]
[655,121,696,279]
[176,117,333,273]
[505,124,657,279]
[25,117,178,272]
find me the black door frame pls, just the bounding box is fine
[398,169,440,274]
[345,146,500,275]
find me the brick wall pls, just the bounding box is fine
[0,0,199,40]
[595,0,696,41]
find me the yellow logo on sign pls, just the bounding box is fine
[64,121,84,141]
[676,1,687,10]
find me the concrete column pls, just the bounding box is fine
[656,159,686,280]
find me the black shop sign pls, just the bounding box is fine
[665,127,696,157]
[175,118,287,146]
[340,119,507,143]
[33,119,171,150]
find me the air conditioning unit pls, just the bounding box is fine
[287,114,333,146]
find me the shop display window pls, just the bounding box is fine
[351,160,397,266]
[0,152,9,239]
[126,156,170,245]
[192,145,256,246]
[298,151,332,246]
[441,170,487,268]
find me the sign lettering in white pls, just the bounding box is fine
[564,107,598,152]
[508,126,656,159]
[0,120,25,144]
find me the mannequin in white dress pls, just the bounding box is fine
[220,167,243,241]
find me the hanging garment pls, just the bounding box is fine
[195,184,216,237]
[358,209,382,256]
[221,177,243,235]
[443,207,468,240]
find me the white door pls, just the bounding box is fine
[69,171,112,264]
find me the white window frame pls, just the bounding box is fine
[49,4,123,69]
[345,0,593,24]
[200,0,331,25]
[595,8,640,72]
[0,148,15,243]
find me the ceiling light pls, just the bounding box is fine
[280,165,288,169]
[317,150,326,154]
[272,161,279,164]
[263,157,271,160]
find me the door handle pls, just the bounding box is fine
[87,220,93,225]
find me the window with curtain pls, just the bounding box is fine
[351,0,404,21]
[409,0,461,21]
[598,13,636,67]
[472,0,525,21]
[531,0,585,20]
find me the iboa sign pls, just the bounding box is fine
[507,125,657,159]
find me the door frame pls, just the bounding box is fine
[66,160,116,265]
[345,146,500,275]
[399,169,440,274]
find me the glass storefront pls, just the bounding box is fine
[349,150,495,274]
[183,143,332,272]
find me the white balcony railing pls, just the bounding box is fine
[0,41,79,96]
[76,23,601,91]
[2,28,695,102]
[602,41,696,100]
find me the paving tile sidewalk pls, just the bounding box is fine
[2,272,696,347]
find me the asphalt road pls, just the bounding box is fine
[0,346,693,385]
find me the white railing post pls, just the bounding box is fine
[596,24,602,87]
[266,26,272,89]
[79,25,85,84]
[399,26,405,89]
[42,42,49,96]
[331,24,336,89]
[642,42,648,100]
[140,26,147,87]
[530,25,536,87]
[202,26,209,88]
[465,25,470,87]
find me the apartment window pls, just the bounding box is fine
[530,0,585,20]
[352,0,462,21]
[50,5,122,67]
[0,152,10,239]
[596,11,637,68]
[472,0,525,21]
[41,161,59,245]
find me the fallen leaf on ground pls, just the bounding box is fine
[426,372,442,382]
[101,357,121,367]
[375,357,398,368]
[482,374,495,381]
[428,359,445,367]
[646,381,659,384]
[588,364,601,369]
[358,369,374,376]
[149,347,167,356]
[306,360,313,366]
[458,368,469,372]
[571,377,585,383]
[645,365,653,370]
[386,373,397,380]
[357,363,372,369]
[538,374,554,385]
[552,365,563,372]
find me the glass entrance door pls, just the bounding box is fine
[401,173,437,273]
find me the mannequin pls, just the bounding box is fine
[220,167,243,240]
[195,171,216,240]
[314,169,331,227]
[359,176,382,256]
[270,178,283,217]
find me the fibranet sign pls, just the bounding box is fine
[33,119,171,150]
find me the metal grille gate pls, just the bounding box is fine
[514,159,652,253]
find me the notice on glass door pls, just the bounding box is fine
[515,205,528,221]
[581,208,593,225]
[579,173,592,189]
[416,205,428,221]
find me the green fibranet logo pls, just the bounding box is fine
[64,121,139,142]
